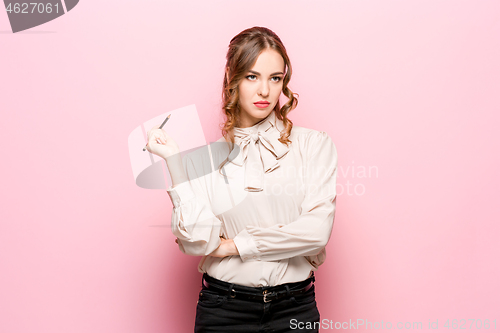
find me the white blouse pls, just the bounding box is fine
[166,111,338,287]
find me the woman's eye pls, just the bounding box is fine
[246,75,257,80]
[271,77,282,82]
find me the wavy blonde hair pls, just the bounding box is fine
[218,27,298,174]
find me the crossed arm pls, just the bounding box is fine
[175,237,238,257]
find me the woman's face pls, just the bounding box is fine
[237,48,285,128]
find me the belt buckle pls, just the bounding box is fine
[263,290,275,303]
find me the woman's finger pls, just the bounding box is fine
[154,133,165,144]
[147,125,161,138]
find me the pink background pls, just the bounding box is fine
[1,0,499,332]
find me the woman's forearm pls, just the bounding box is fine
[164,152,188,188]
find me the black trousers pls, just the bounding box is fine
[194,273,321,333]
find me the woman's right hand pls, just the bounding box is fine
[145,125,180,159]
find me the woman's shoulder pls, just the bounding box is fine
[290,125,321,136]
[288,125,337,163]
[289,125,333,145]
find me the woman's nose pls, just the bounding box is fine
[259,81,270,97]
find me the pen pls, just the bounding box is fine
[143,114,171,151]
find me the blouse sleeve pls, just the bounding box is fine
[166,151,223,256]
[232,131,338,262]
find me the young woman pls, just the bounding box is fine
[146,26,338,333]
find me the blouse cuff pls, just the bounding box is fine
[166,182,196,208]
[233,229,261,262]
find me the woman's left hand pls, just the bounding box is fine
[208,238,239,257]
[174,237,239,258]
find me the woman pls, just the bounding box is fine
[146,26,338,333]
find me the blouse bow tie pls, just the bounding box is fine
[231,113,290,192]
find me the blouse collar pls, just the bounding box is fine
[231,112,290,192]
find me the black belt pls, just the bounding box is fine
[201,273,315,303]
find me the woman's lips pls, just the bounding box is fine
[254,102,270,108]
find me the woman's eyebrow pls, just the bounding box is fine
[248,70,284,76]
